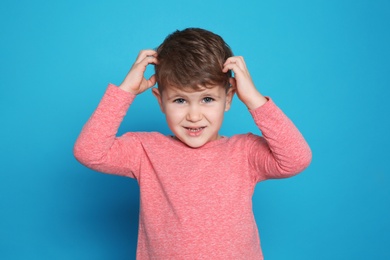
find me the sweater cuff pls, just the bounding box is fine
[93,84,136,119]
[106,83,136,103]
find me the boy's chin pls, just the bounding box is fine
[178,136,220,149]
[182,140,205,148]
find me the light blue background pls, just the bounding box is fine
[1,0,389,259]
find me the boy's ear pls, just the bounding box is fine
[225,78,236,111]
[152,88,165,113]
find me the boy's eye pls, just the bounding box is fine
[203,97,215,103]
[173,98,186,104]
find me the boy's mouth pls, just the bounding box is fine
[185,127,205,132]
[184,127,206,136]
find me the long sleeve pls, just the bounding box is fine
[248,98,312,182]
[73,84,141,178]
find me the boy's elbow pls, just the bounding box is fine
[290,147,312,175]
[73,142,97,167]
[296,148,312,172]
[277,147,312,178]
[73,143,87,165]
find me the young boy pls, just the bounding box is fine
[74,28,312,259]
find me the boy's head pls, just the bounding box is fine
[155,28,233,93]
[152,28,235,148]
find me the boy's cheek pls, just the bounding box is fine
[164,107,183,119]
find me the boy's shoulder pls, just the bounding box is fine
[228,132,264,145]
[122,131,167,142]
[121,131,185,148]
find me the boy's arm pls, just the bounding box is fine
[248,98,312,181]
[223,56,312,180]
[74,50,158,178]
[73,85,141,177]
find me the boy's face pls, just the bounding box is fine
[152,85,234,148]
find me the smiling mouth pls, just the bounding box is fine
[184,127,206,132]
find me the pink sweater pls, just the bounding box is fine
[74,84,312,259]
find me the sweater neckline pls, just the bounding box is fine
[166,135,229,149]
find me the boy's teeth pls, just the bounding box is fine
[188,127,203,132]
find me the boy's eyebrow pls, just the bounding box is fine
[198,89,223,99]
[165,88,223,100]
[164,92,188,100]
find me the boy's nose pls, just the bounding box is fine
[186,105,202,122]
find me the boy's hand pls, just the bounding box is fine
[223,56,267,110]
[119,50,158,95]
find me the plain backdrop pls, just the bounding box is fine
[1,0,389,259]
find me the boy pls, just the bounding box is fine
[74,28,312,259]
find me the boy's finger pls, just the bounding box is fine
[135,49,157,63]
[137,56,158,70]
[147,75,157,88]
[224,56,247,71]
[223,63,241,74]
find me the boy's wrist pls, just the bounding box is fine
[243,91,268,110]
[118,83,138,95]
